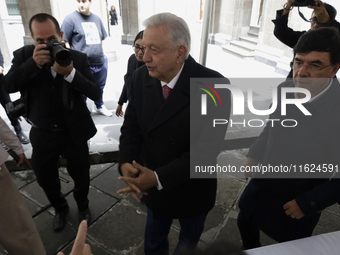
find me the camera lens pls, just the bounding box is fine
[55,50,72,66]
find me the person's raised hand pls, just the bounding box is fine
[57,220,92,255]
[309,0,330,24]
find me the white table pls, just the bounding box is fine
[245,231,340,255]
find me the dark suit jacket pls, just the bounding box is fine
[119,55,231,219]
[239,79,340,239]
[272,9,340,49]
[0,48,3,68]
[1,45,101,145]
[118,54,144,106]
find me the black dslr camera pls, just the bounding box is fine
[6,97,25,119]
[294,0,318,7]
[45,39,72,66]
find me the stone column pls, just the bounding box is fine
[121,0,139,45]
[0,10,10,67]
[232,0,253,39]
[17,0,52,45]
[211,0,237,45]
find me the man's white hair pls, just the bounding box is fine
[143,13,191,60]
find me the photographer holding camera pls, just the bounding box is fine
[272,0,340,48]
[2,13,101,232]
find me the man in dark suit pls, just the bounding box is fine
[238,27,340,249]
[117,13,230,255]
[2,13,100,232]
[273,0,340,49]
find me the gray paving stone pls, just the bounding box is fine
[52,186,118,229]
[14,169,37,183]
[91,164,126,199]
[324,203,340,217]
[34,211,76,255]
[208,211,242,247]
[19,177,73,208]
[225,131,238,139]
[87,200,146,253]
[19,181,50,207]
[61,235,118,255]
[89,163,116,179]
[58,163,115,181]
[217,149,248,179]
[216,178,246,208]
[201,204,229,244]
[124,193,148,214]
[22,194,42,216]
[10,171,27,189]
[313,210,340,236]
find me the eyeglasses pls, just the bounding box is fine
[290,61,332,72]
[133,45,145,53]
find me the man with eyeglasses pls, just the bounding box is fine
[237,27,340,249]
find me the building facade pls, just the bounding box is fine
[1,0,337,75]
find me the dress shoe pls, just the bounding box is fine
[14,124,30,144]
[53,206,69,232]
[79,208,92,223]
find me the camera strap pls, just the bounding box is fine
[298,6,311,22]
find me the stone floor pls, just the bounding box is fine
[2,151,340,255]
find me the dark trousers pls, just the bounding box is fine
[144,209,207,255]
[30,127,90,212]
[237,208,320,249]
[88,56,108,109]
[237,211,261,249]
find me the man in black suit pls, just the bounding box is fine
[273,0,340,49]
[2,13,100,232]
[273,0,340,78]
[118,13,230,255]
[238,27,340,249]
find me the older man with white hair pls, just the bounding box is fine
[118,13,230,255]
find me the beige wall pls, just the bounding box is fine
[137,0,202,58]
[213,0,236,36]
[2,0,340,69]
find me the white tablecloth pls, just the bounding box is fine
[245,231,340,255]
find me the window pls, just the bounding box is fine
[5,0,20,16]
